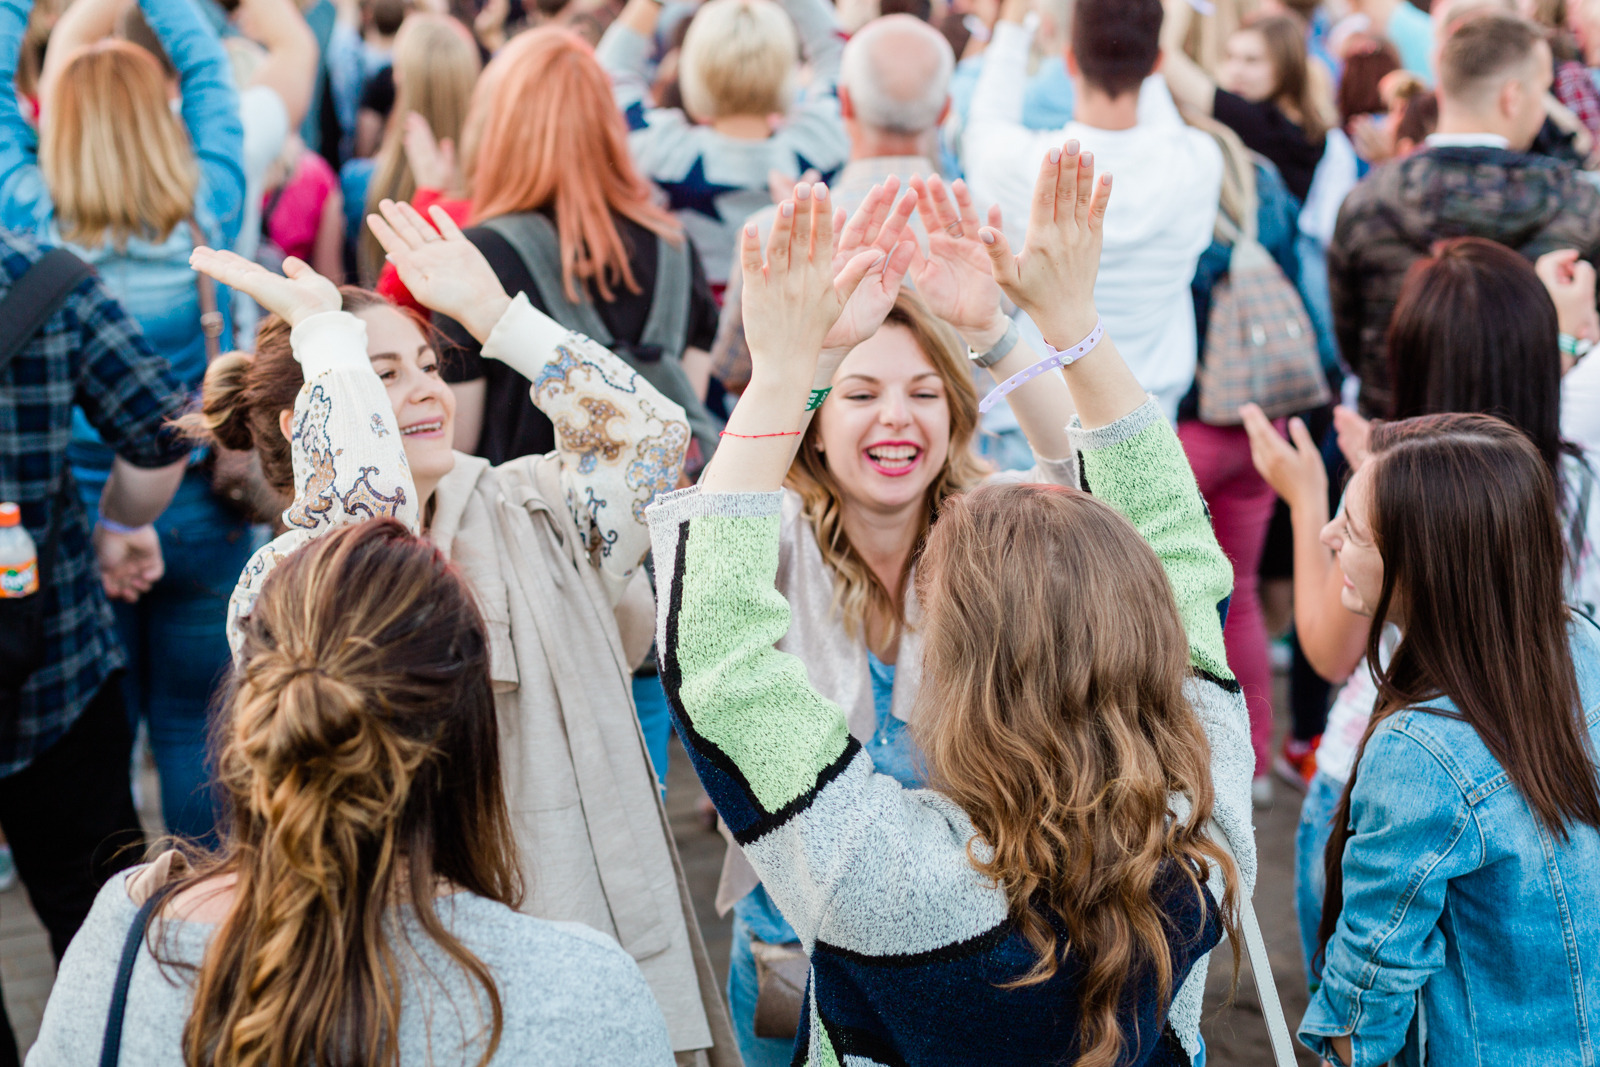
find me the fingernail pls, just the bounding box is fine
[1081,151,1093,168]
[781,202,794,217]
[746,223,758,236]
[796,185,810,201]
[980,230,995,245]
[1065,139,1079,155]
[815,183,828,201]
[1101,174,1112,186]
[1049,147,1061,164]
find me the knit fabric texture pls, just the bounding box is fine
[649,399,1257,1066]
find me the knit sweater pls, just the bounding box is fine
[648,399,1257,1066]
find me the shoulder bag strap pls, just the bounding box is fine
[187,220,225,364]
[638,233,691,357]
[97,884,175,1067]
[479,213,613,345]
[1207,817,1298,1066]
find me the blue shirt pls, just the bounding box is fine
[1387,0,1435,84]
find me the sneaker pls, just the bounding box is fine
[0,844,16,893]
[1251,774,1273,809]
[1274,735,1321,793]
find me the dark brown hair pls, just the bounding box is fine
[180,288,423,495]
[1438,12,1547,105]
[1318,415,1600,957]
[1336,34,1401,126]
[1387,237,1574,481]
[1071,0,1163,98]
[166,519,522,1067]
[1393,89,1439,147]
[914,482,1239,1067]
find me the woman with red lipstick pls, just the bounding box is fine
[719,171,1094,1065]
[182,199,748,1066]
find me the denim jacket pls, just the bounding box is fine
[1300,615,1600,1067]
[0,0,244,405]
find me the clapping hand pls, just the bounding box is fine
[979,140,1109,350]
[741,182,887,391]
[189,249,340,328]
[819,177,919,365]
[1241,404,1326,513]
[907,174,1008,348]
[367,200,513,343]
[95,523,164,603]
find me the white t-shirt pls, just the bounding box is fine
[234,85,291,349]
[1564,355,1600,456]
[963,25,1223,419]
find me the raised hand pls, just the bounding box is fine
[819,178,919,361]
[1332,405,1372,471]
[1241,404,1326,513]
[367,200,513,342]
[907,174,1008,348]
[1535,248,1599,363]
[980,140,1110,350]
[189,248,340,328]
[402,112,458,193]
[741,182,886,391]
[95,523,165,603]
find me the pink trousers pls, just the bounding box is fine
[1177,419,1277,777]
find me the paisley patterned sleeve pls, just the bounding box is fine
[226,311,416,656]
[480,293,689,602]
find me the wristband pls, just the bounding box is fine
[805,387,832,411]
[969,318,1020,369]
[97,517,149,536]
[1560,333,1595,361]
[978,317,1104,414]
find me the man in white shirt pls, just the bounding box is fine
[963,0,1221,418]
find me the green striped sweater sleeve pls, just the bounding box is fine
[1070,399,1236,681]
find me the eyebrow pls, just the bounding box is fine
[368,345,435,364]
[837,372,943,385]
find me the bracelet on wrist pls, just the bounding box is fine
[805,387,832,411]
[1560,332,1595,361]
[97,517,149,536]
[969,318,1020,369]
[978,317,1105,415]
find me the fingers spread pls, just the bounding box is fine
[979,226,1019,289]
[1288,415,1317,452]
[429,204,467,241]
[877,186,918,251]
[367,213,406,258]
[834,247,885,305]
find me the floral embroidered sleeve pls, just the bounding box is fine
[481,294,690,603]
[226,310,415,655]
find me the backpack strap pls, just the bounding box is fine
[0,247,95,374]
[1207,817,1298,1066]
[479,213,613,344]
[639,234,691,359]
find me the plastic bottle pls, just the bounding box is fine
[0,503,39,598]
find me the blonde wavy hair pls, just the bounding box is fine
[913,483,1240,1067]
[154,520,522,1067]
[40,40,198,249]
[785,291,986,651]
[359,15,482,283]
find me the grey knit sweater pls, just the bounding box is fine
[25,868,675,1066]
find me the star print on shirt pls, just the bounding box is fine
[794,152,841,186]
[659,157,744,222]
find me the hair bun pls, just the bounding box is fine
[191,351,257,452]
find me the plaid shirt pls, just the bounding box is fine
[1556,61,1600,151]
[0,231,190,777]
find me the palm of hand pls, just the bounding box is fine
[911,234,998,335]
[391,239,497,322]
[822,256,900,353]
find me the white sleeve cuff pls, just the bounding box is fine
[480,292,574,380]
[290,311,370,377]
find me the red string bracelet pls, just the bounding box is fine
[719,430,802,439]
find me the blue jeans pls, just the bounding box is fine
[728,913,804,1067]
[631,673,671,795]
[1295,769,1344,993]
[82,469,255,844]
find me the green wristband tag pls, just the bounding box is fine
[805,387,832,411]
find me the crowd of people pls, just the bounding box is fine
[1,0,1599,1061]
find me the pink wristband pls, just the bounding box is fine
[977,317,1105,414]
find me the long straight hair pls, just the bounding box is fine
[1244,14,1329,144]
[466,28,681,302]
[162,520,523,1067]
[39,40,198,248]
[359,15,481,283]
[1318,415,1600,955]
[914,483,1240,1067]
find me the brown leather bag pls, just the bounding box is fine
[191,222,281,523]
[749,934,810,1039]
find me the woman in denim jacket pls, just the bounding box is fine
[0,0,245,841]
[1299,413,1600,1067]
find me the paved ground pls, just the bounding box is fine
[4,682,1320,1066]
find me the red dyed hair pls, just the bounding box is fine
[467,28,681,301]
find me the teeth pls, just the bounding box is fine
[867,445,918,461]
[401,421,442,436]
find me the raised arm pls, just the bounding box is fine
[234,0,320,129]
[0,0,49,231]
[774,0,848,169]
[370,200,692,599]
[597,0,691,160]
[962,0,1034,206]
[1158,0,1219,115]
[190,249,416,653]
[140,0,247,245]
